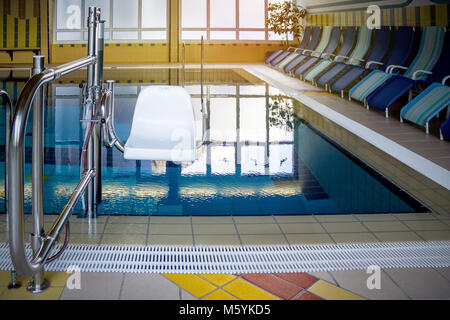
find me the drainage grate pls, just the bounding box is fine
[1,241,449,274]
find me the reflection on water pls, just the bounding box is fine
[0,69,417,215]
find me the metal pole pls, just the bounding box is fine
[28,55,49,293]
[93,19,104,205]
[85,6,99,216]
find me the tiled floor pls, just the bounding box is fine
[1,267,448,300]
[1,212,449,246]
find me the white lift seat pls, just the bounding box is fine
[124,86,197,162]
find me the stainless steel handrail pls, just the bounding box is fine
[8,55,97,277]
[101,81,125,152]
[0,90,12,217]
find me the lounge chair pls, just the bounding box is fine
[293,27,355,78]
[330,26,415,97]
[366,27,447,117]
[272,26,321,67]
[283,26,335,73]
[400,80,450,137]
[348,26,445,114]
[303,27,372,84]
[265,26,312,65]
[267,27,313,66]
[316,26,391,94]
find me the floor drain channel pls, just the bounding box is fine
[0,241,449,274]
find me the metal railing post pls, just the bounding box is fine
[93,19,105,205]
[28,55,49,293]
[85,6,100,216]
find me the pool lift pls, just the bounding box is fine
[5,7,209,292]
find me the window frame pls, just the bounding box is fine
[181,0,278,43]
[53,0,170,44]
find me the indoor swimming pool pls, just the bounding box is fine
[0,68,424,216]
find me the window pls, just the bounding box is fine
[181,0,271,41]
[54,0,168,43]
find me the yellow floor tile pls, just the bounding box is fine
[101,234,147,245]
[240,234,288,246]
[148,234,194,246]
[0,271,14,287]
[199,274,236,287]
[194,235,241,246]
[322,222,368,233]
[222,278,279,300]
[44,272,70,287]
[202,289,237,300]
[0,285,64,300]
[307,280,365,300]
[416,230,450,240]
[285,233,334,245]
[330,232,379,243]
[104,223,147,234]
[163,274,216,298]
[0,271,69,294]
[375,231,422,242]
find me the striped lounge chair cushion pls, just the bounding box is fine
[401,83,450,126]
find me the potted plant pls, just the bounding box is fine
[267,1,308,47]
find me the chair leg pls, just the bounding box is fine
[440,129,444,141]
[341,90,344,99]
[385,108,389,118]
[426,122,429,134]
[400,117,403,123]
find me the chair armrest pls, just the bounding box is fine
[348,57,365,65]
[387,65,407,74]
[321,52,334,59]
[412,70,432,80]
[334,55,349,62]
[442,75,450,85]
[365,61,384,69]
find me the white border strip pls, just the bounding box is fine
[244,65,450,190]
[1,242,449,274]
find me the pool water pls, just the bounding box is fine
[0,68,422,216]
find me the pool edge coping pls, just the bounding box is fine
[243,65,450,191]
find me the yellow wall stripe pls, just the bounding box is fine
[0,14,40,49]
[435,4,447,27]
[6,15,14,48]
[17,18,25,48]
[308,4,447,28]
[29,16,38,48]
[355,11,361,27]
[420,6,431,27]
